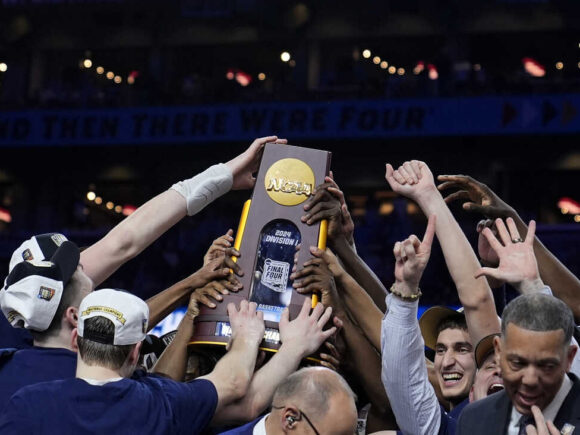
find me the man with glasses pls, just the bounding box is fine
[220,366,358,434]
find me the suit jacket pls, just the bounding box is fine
[456,374,580,435]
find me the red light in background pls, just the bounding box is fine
[122,205,137,216]
[0,207,12,223]
[522,57,546,77]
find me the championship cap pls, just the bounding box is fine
[78,289,149,346]
[419,305,466,350]
[0,241,80,331]
[9,233,69,273]
[475,333,500,368]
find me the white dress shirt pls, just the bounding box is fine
[381,293,442,435]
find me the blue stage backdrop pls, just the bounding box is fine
[1,94,580,146]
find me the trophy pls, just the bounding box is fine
[190,143,332,357]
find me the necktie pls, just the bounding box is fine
[518,414,535,435]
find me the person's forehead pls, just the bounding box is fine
[503,323,566,358]
[436,327,472,346]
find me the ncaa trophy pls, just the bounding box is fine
[190,143,331,359]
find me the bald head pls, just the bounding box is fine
[269,367,357,434]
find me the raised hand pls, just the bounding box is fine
[227,300,265,348]
[385,160,437,204]
[477,219,500,267]
[436,174,515,218]
[474,218,543,294]
[279,297,336,358]
[203,229,234,265]
[290,247,347,313]
[226,136,288,190]
[196,248,244,291]
[185,291,201,321]
[191,280,233,309]
[392,215,436,297]
[302,176,355,246]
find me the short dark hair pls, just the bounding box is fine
[502,293,574,345]
[77,316,134,370]
[436,314,468,336]
[273,367,356,418]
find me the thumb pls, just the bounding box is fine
[280,307,289,327]
[309,246,324,257]
[463,202,489,216]
[474,267,501,280]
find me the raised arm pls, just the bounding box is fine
[292,246,383,350]
[438,174,580,320]
[475,218,547,295]
[381,216,442,435]
[81,136,286,287]
[146,247,243,329]
[200,300,264,414]
[302,177,388,311]
[213,297,336,425]
[290,248,397,429]
[386,162,500,345]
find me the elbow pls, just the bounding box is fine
[228,372,252,402]
[107,226,140,262]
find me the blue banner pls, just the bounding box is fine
[1,94,579,146]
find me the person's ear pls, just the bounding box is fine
[282,407,300,431]
[65,307,79,328]
[71,328,79,352]
[493,335,502,360]
[566,344,578,372]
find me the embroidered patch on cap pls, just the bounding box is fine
[38,286,56,301]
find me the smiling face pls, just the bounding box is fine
[470,351,504,402]
[496,323,576,415]
[434,327,476,404]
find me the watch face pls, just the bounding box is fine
[249,219,301,322]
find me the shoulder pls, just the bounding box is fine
[458,392,509,423]
[137,374,218,405]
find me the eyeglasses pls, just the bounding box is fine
[271,405,321,435]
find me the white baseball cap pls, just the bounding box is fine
[78,289,149,346]
[9,233,69,273]
[0,240,80,331]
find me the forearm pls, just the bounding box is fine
[333,236,388,312]
[418,190,499,343]
[146,277,194,330]
[337,272,383,350]
[203,336,260,414]
[381,294,441,435]
[341,316,396,427]
[212,344,303,424]
[510,213,580,319]
[81,164,233,287]
[152,314,194,381]
[81,189,187,286]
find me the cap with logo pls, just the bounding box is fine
[8,233,68,273]
[78,289,149,346]
[0,240,80,331]
[419,305,466,350]
[475,333,500,368]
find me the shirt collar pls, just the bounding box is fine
[253,414,268,435]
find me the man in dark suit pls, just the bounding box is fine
[457,293,579,435]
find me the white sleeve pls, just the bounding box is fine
[171,163,233,216]
[381,293,441,435]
